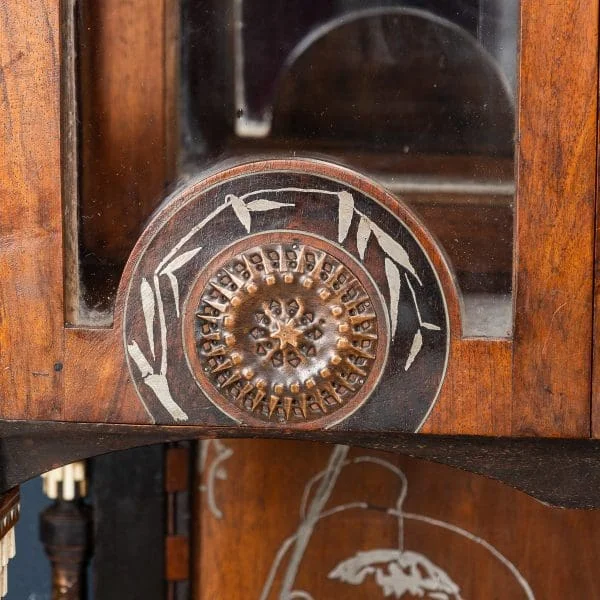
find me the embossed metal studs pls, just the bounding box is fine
[184,233,389,427]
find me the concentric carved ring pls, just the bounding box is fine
[183,232,389,427]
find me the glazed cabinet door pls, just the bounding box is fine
[0,0,597,445]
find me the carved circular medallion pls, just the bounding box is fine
[121,158,454,431]
[183,233,388,426]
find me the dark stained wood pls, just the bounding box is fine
[78,0,176,312]
[5,420,600,508]
[116,159,459,430]
[0,1,64,419]
[512,0,598,436]
[193,440,600,599]
[40,500,92,600]
[91,445,166,600]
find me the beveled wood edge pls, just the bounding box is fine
[512,0,598,436]
[61,0,80,326]
[2,419,600,508]
[591,0,600,438]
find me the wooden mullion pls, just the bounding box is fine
[0,1,65,419]
[591,0,600,438]
[512,0,598,436]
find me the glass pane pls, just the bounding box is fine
[77,0,518,337]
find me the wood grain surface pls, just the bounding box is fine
[0,1,64,419]
[512,0,598,436]
[193,439,600,599]
[1,0,598,449]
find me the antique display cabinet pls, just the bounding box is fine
[2,0,600,597]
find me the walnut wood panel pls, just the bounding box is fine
[193,440,600,599]
[64,328,150,424]
[0,1,64,419]
[512,0,598,436]
[64,330,513,437]
[1,0,597,458]
[592,22,600,439]
[420,339,512,435]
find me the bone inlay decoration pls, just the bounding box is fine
[255,446,536,600]
[189,238,383,425]
[123,162,449,428]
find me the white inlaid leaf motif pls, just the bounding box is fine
[405,274,441,332]
[143,374,188,422]
[261,444,535,600]
[356,215,372,260]
[130,183,447,426]
[405,330,423,371]
[246,198,295,211]
[160,246,203,317]
[229,193,251,232]
[329,549,462,600]
[337,191,355,243]
[128,189,298,424]
[199,440,234,520]
[127,341,189,422]
[140,278,156,360]
[384,258,401,339]
[127,340,153,378]
[162,247,204,273]
[370,222,422,285]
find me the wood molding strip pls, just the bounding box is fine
[513,0,599,436]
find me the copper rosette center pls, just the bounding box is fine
[183,233,389,427]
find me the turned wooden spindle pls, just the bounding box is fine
[40,463,91,600]
[0,489,19,599]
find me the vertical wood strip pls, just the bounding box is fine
[0,1,64,419]
[592,13,600,438]
[513,0,598,436]
[79,0,169,270]
[61,0,80,325]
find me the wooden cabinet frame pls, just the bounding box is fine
[1,0,600,506]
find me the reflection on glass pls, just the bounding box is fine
[77,0,518,338]
[182,0,518,337]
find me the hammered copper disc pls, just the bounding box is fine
[183,232,389,427]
